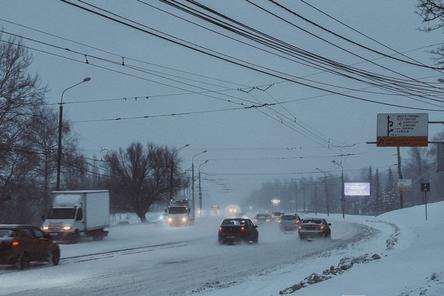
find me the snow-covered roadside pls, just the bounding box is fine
[202,201,444,296]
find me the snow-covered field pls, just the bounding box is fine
[0,214,369,296]
[204,201,444,296]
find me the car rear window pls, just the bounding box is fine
[302,219,322,224]
[222,219,246,226]
[0,229,14,238]
[281,215,297,220]
[256,214,271,218]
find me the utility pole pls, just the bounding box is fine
[332,160,345,219]
[198,160,208,216]
[316,168,330,216]
[396,146,404,208]
[56,77,91,191]
[169,144,189,201]
[191,150,207,220]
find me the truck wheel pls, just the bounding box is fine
[48,248,60,266]
[71,230,80,244]
[92,230,105,241]
[15,252,29,270]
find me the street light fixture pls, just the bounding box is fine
[331,160,345,219]
[198,160,209,216]
[191,149,207,220]
[56,77,91,191]
[169,144,190,200]
[316,168,330,216]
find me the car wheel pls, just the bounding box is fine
[48,248,60,266]
[15,252,29,270]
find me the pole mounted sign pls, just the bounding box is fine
[398,179,412,192]
[377,113,428,147]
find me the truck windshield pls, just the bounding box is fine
[47,208,76,219]
[168,207,188,214]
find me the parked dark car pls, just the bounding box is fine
[279,214,302,231]
[253,213,272,224]
[218,218,258,244]
[0,224,60,269]
[298,218,331,239]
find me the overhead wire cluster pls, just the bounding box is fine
[2,0,444,155]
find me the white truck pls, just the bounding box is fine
[42,190,110,243]
[164,199,192,226]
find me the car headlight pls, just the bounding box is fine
[63,226,72,231]
[181,217,188,223]
[42,226,49,230]
[167,217,173,223]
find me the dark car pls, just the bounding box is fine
[0,224,60,269]
[218,218,258,244]
[279,214,301,231]
[253,213,272,224]
[298,218,331,239]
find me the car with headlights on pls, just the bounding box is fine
[298,218,331,239]
[279,214,301,231]
[253,213,272,224]
[218,218,258,244]
[0,224,60,269]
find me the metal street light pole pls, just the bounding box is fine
[56,77,91,191]
[169,144,190,201]
[332,160,345,219]
[198,160,209,216]
[191,150,207,220]
[316,168,330,216]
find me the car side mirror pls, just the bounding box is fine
[254,225,258,228]
[41,215,45,221]
[164,209,167,214]
[328,223,331,226]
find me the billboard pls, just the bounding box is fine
[344,182,370,196]
[398,179,412,192]
[376,113,428,147]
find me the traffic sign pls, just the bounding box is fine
[398,179,412,192]
[377,113,428,147]
[421,183,430,192]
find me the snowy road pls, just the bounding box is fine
[0,216,372,296]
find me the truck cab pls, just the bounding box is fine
[164,199,192,226]
[42,206,84,241]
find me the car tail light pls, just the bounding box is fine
[11,240,20,247]
[219,227,223,232]
[240,226,245,232]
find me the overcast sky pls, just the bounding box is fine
[1,0,443,207]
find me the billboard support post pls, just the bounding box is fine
[421,183,430,221]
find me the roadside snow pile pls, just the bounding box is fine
[278,253,381,294]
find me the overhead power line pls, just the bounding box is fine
[57,1,444,112]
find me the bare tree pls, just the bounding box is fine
[105,142,185,222]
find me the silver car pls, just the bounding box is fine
[279,214,301,231]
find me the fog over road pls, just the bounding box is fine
[0,216,373,296]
